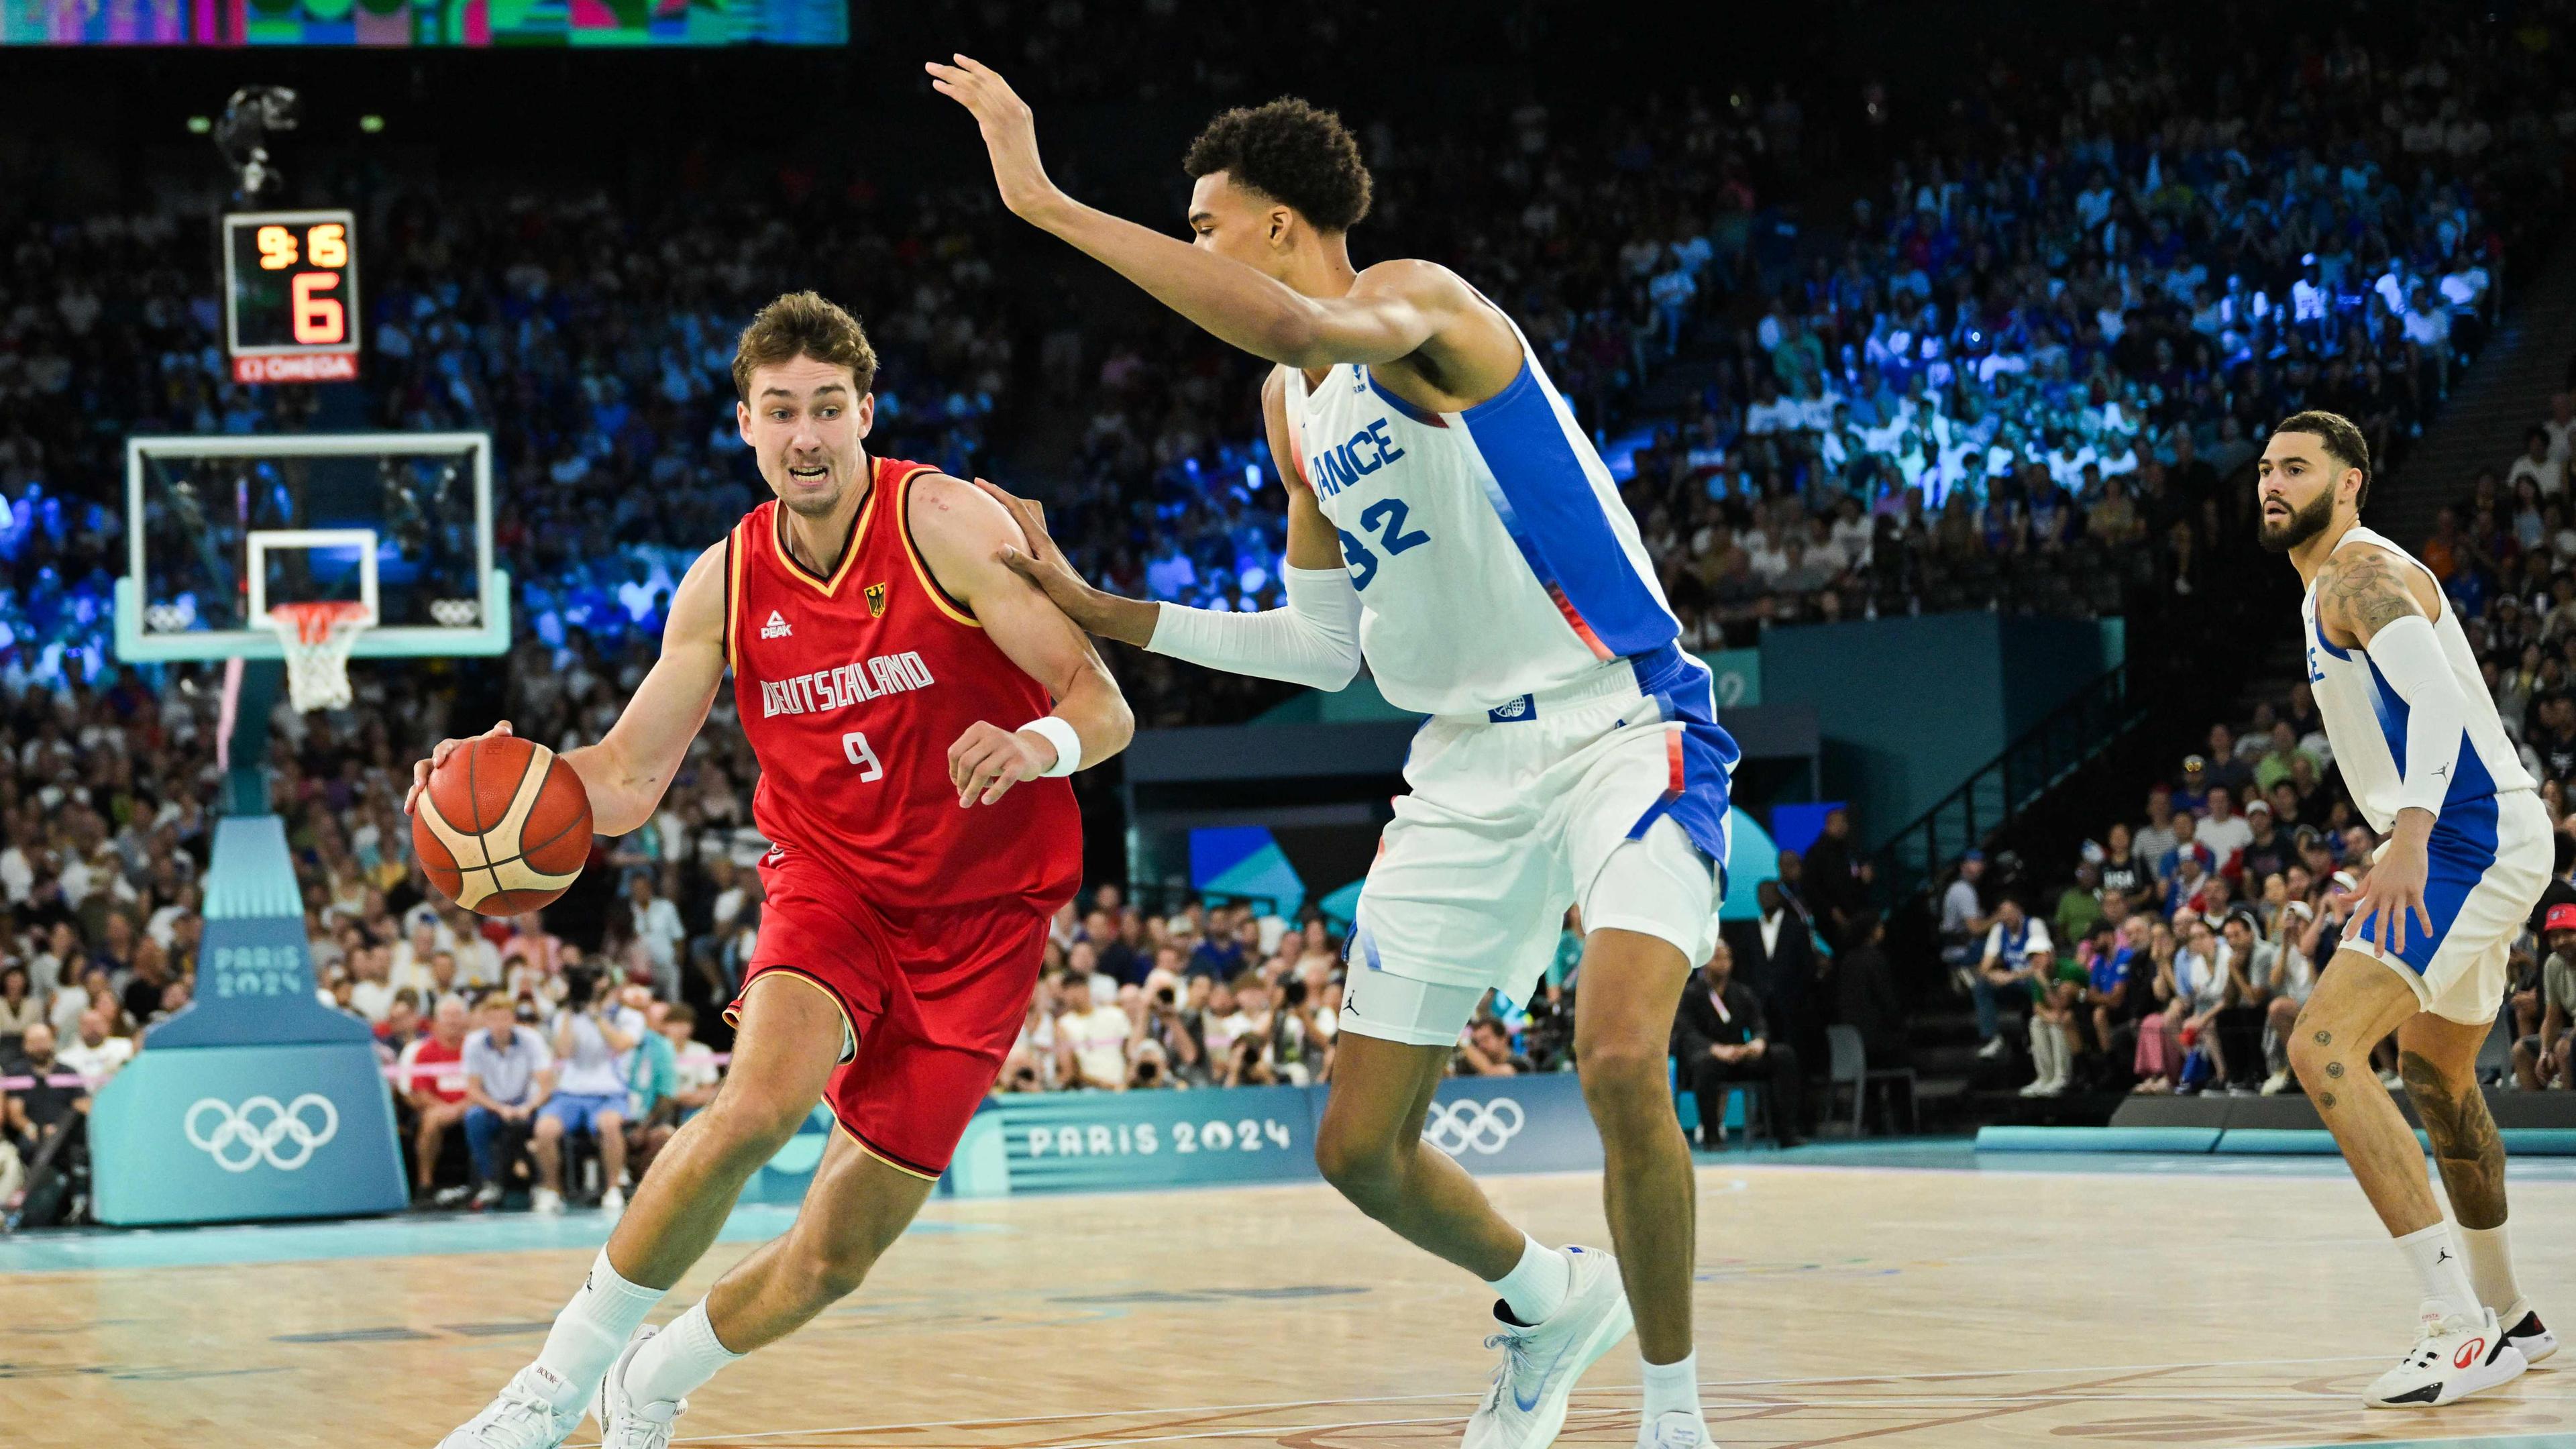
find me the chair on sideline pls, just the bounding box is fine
[1826,1024,1919,1137]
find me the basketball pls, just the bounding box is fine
[409,734,594,916]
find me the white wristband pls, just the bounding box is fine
[1021,715,1082,777]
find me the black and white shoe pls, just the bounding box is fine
[2503,1298,2559,1366]
[2363,1301,2528,1408]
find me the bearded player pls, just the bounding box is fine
[935,60,1734,1449]
[2259,409,2555,1408]
[426,290,1132,1449]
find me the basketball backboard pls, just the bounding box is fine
[114,432,510,662]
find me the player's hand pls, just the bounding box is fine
[949,719,1054,808]
[973,477,1161,647]
[405,720,513,817]
[926,54,1065,224]
[2336,835,2432,957]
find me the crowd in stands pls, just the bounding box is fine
[1954,383,2576,1102]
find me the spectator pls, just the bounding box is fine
[1971,896,2049,1059]
[462,993,555,1211]
[1828,910,1904,1070]
[2513,904,2576,1091]
[1054,974,1132,1091]
[398,998,475,1205]
[1672,941,1806,1149]
[0,965,40,1055]
[3,1023,87,1227]
[1938,851,1990,992]
[535,975,644,1216]
[627,873,687,1005]
[1456,1016,1532,1076]
[2019,943,2081,1097]
[54,1010,133,1085]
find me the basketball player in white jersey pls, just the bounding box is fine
[2261,411,2557,1407]
[934,58,1734,1449]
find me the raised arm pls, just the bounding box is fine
[906,472,1134,806]
[928,56,1508,377]
[404,541,727,839]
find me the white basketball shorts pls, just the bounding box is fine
[1340,645,1737,1049]
[2341,788,2551,1024]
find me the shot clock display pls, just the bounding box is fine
[223,210,362,384]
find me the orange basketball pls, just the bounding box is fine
[411,734,594,916]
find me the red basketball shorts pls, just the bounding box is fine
[724,848,1051,1179]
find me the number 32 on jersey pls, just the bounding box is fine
[1337,497,1430,590]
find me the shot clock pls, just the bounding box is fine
[223,209,361,384]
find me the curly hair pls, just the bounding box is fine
[732,290,878,400]
[1183,97,1373,233]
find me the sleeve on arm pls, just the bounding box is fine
[2365,613,2469,817]
[1145,564,1363,691]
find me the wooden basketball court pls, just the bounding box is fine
[5,1143,2572,1449]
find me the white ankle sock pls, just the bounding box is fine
[1484,1236,1570,1325]
[627,1299,745,1406]
[1640,1349,1699,1421]
[2458,1224,2523,1316]
[529,1248,667,1408]
[2394,1222,2481,1322]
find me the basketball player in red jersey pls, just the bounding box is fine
[425,291,1131,1449]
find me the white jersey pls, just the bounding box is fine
[1280,292,1679,716]
[2301,525,2532,833]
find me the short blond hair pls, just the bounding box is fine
[732,290,878,400]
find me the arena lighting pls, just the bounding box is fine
[186,116,211,134]
[360,115,385,133]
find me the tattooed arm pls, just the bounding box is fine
[2316,543,2463,954]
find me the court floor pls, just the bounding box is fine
[4,1142,2573,1449]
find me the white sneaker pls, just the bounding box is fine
[472,1183,502,1210]
[435,1363,587,1448]
[2502,1297,2559,1365]
[2260,1070,2292,1096]
[532,1187,565,1217]
[600,1186,626,1218]
[595,1326,686,1449]
[1462,1245,1633,1449]
[2017,1077,2049,1097]
[433,1184,473,1208]
[1635,1409,1711,1448]
[2362,1301,2528,1408]
[2033,1074,2067,1098]
[1976,1038,2008,1060]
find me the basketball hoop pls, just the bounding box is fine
[265,600,372,712]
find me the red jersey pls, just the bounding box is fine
[724,456,1082,912]
[398,1036,469,1103]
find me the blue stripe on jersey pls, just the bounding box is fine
[2380,790,2500,974]
[1623,643,1739,890]
[2312,613,2353,661]
[1460,362,1678,659]
[2362,651,2500,814]
[1363,370,1446,428]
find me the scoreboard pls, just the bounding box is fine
[223,209,361,384]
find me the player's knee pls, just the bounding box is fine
[2286,1020,2337,1086]
[792,1233,881,1303]
[1313,1120,1401,1204]
[533,1116,563,1141]
[704,1087,811,1165]
[1573,1034,1668,1100]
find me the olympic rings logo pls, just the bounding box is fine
[184,1093,340,1172]
[1423,1097,1525,1155]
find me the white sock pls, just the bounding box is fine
[1484,1236,1571,1324]
[1639,1349,1700,1421]
[626,1299,745,1406]
[528,1248,667,1408]
[2458,1223,2524,1316]
[2394,1222,2482,1322]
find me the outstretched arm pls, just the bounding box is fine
[972,374,1362,690]
[928,54,1485,373]
[2316,543,2457,953]
[404,543,727,838]
[908,472,1134,806]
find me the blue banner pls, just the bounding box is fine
[91,1042,409,1226]
[943,1073,1601,1197]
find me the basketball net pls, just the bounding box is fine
[265,601,372,712]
